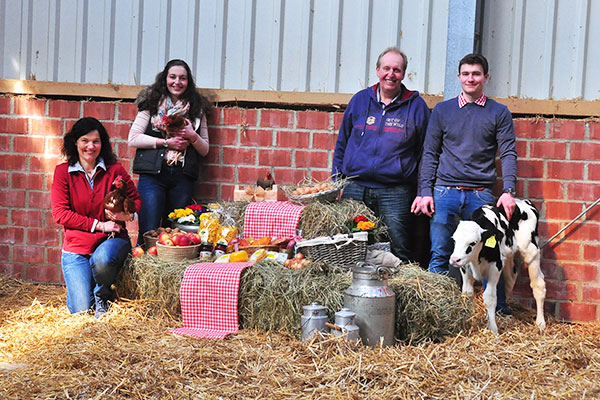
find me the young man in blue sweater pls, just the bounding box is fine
[412,53,517,314]
[332,47,430,262]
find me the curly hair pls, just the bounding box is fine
[62,117,117,166]
[136,59,212,121]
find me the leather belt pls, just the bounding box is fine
[455,186,486,191]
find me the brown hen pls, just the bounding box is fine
[104,176,135,229]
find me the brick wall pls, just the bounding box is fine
[1,96,599,322]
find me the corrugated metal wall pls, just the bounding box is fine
[1,0,598,100]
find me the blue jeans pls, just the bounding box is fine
[429,186,507,311]
[342,182,414,262]
[136,163,194,246]
[61,237,131,314]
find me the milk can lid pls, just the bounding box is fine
[303,302,326,313]
[335,307,356,318]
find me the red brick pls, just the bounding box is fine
[240,128,272,147]
[195,182,219,201]
[30,118,63,137]
[27,228,60,246]
[14,136,45,153]
[203,165,234,182]
[515,139,527,157]
[28,191,51,208]
[590,121,600,140]
[558,302,597,322]
[545,201,587,221]
[0,97,10,114]
[272,168,307,185]
[0,208,8,225]
[237,167,263,184]
[516,160,543,179]
[25,264,60,283]
[333,112,344,131]
[566,182,600,202]
[12,210,43,227]
[47,137,63,155]
[12,172,44,190]
[276,131,309,148]
[83,102,116,120]
[119,159,131,173]
[546,161,584,180]
[49,100,81,118]
[204,147,220,164]
[223,107,257,126]
[13,245,45,263]
[514,119,546,139]
[526,180,563,200]
[0,190,26,207]
[313,132,338,150]
[2,154,28,169]
[543,240,581,261]
[116,142,137,159]
[207,107,221,126]
[223,147,255,164]
[260,109,293,128]
[590,166,600,181]
[0,227,25,244]
[0,264,24,279]
[209,127,237,145]
[103,122,132,141]
[219,184,234,202]
[118,102,138,121]
[582,284,600,302]
[47,247,62,265]
[297,111,329,130]
[584,244,600,262]
[561,263,598,281]
[14,98,45,116]
[545,280,578,300]
[258,149,291,167]
[311,170,333,182]
[570,142,600,161]
[30,156,60,173]
[529,140,566,159]
[538,220,559,238]
[0,117,28,133]
[0,135,10,151]
[548,120,585,140]
[551,222,599,243]
[295,150,328,168]
[539,261,562,280]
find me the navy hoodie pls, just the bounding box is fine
[332,83,430,188]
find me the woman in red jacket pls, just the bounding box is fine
[51,117,142,318]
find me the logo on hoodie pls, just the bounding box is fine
[366,116,376,125]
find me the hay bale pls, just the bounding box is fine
[390,265,475,343]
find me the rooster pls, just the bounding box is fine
[104,176,136,231]
[256,172,275,190]
[164,115,187,166]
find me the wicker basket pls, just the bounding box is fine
[143,231,158,249]
[156,243,201,262]
[287,187,341,206]
[295,231,368,269]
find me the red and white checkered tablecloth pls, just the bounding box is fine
[169,261,254,339]
[243,201,305,239]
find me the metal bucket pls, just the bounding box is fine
[331,308,360,342]
[344,262,395,347]
[300,302,328,341]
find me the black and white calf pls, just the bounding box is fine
[449,198,546,334]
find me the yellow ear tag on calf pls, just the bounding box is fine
[484,235,497,248]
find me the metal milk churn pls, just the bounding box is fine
[300,302,328,341]
[344,262,396,347]
[331,308,360,342]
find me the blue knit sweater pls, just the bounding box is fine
[417,96,517,197]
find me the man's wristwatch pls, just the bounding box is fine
[163,139,169,148]
[503,188,516,196]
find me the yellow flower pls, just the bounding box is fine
[357,221,375,231]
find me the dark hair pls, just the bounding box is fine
[458,53,489,75]
[62,117,117,166]
[376,46,408,72]
[136,59,212,121]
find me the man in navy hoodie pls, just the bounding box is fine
[413,53,517,314]
[332,47,430,262]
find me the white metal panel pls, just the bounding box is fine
[250,0,281,90]
[2,0,24,79]
[84,1,111,83]
[425,0,448,96]
[111,0,140,85]
[194,1,224,89]
[309,0,340,92]
[278,0,310,92]
[583,0,600,100]
[368,0,402,87]
[139,0,169,85]
[222,0,253,90]
[337,0,370,92]
[166,0,196,64]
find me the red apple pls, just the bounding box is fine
[158,232,171,245]
[132,246,145,257]
[187,232,202,245]
[147,246,157,255]
[177,235,191,247]
[162,238,174,246]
